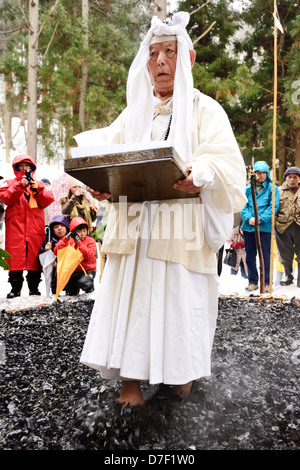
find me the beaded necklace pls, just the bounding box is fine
[164,114,172,140]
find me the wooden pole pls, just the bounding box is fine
[251,171,265,294]
[270,1,278,294]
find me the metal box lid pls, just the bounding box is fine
[65,142,196,202]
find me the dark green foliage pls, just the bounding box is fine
[0,248,12,270]
[229,0,299,171]
[0,0,152,160]
[177,0,300,174]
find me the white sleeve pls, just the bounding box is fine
[190,94,246,251]
[74,109,127,147]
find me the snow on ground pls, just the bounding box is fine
[218,261,299,300]
[0,249,299,313]
[1,159,299,311]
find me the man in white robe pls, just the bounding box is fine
[75,12,247,407]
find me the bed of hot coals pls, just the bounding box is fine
[0,296,299,450]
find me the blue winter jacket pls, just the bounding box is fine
[241,161,280,233]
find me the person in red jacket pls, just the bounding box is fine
[53,216,97,296]
[0,155,55,298]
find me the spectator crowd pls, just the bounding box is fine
[0,156,299,300]
[0,155,102,299]
[228,163,300,291]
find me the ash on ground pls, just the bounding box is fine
[0,297,299,450]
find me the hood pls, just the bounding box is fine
[70,217,88,232]
[253,161,271,181]
[12,154,37,180]
[49,215,70,233]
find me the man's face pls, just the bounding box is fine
[286,173,300,189]
[148,40,177,97]
[255,171,267,184]
[17,162,31,172]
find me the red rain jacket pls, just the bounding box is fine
[0,155,55,271]
[53,217,97,272]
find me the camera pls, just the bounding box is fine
[25,169,33,183]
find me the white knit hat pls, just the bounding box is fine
[125,12,194,163]
[67,176,82,191]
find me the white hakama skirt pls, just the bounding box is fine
[80,202,219,385]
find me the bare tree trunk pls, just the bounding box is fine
[79,0,89,132]
[4,76,12,163]
[27,0,39,159]
[155,0,167,20]
[4,107,12,163]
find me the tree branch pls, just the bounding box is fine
[193,21,216,45]
[17,0,29,26]
[190,0,214,17]
[42,22,58,59]
[33,0,61,48]
[11,120,22,141]
[0,25,28,35]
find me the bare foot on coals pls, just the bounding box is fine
[173,381,193,399]
[118,380,145,408]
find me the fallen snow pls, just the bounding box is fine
[0,253,298,313]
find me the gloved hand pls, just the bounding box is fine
[29,181,39,194]
[70,231,80,243]
[66,231,80,242]
[232,241,245,249]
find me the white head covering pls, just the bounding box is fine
[125,12,194,163]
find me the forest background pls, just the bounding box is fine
[0,0,299,184]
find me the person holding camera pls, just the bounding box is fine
[0,155,55,298]
[60,177,98,236]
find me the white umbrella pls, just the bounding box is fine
[39,250,56,297]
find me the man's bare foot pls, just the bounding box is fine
[118,380,145,408]
[173,381,193,399]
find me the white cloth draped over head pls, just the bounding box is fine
[73,12,247,255]
[125,11,194,163]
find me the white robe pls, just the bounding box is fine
[80,201,218,383]
[79,90,246,384]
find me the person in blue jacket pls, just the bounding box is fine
[241,161,280,292]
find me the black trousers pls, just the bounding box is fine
[275,222,300,270]
[65,270,95,294]
[243,231,271,285]
[8,270,41,293]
